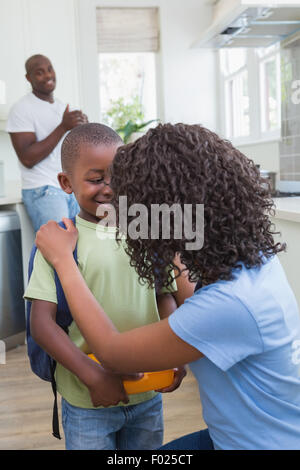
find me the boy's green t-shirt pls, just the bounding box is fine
[24,216,176,409]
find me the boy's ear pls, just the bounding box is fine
[58,172,73,194]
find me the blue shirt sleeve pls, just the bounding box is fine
[168,284,264,371]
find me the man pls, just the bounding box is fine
[6,54,88,231]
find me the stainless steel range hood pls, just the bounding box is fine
[192,0,300,49]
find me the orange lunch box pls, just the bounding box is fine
[88,354,174,394]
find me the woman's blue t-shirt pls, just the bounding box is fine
[169,255,300,450]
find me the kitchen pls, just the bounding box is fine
[1,0,300,451]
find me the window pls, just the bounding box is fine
[96,8,159,134]
[221,48,249,138]
[219,44,281,144]
[258,46,281,134]
[99,52,157,128]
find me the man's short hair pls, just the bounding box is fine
[61,122,123,174]
[25,54,50,74]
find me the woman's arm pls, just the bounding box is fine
[36,220,203,374]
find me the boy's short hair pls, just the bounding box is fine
[61,122,123,174]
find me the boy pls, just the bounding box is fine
[24,123,192,450]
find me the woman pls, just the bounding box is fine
[35,123,300,450]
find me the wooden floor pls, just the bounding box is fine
[0,344,206,450]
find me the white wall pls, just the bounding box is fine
[0,0,83,182]
[0,0,217,182]
[155,0,216,127]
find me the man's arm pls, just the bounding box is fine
[9,105,87,168]
[10,126,66,169]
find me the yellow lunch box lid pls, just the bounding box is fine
[88,354,174,394]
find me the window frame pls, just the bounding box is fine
[218,45,281,146]
[224,66,249,140]
[258,47,281,140]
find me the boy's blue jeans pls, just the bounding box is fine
[22,185,79,232]
[61,394,163,450]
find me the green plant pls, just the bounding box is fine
[103,95,158,143]
[116,119,158,144]
[104,96,144,130]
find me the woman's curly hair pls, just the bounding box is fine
[110,123,285,289]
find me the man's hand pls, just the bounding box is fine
[61,104,88,132]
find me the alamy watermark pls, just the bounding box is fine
[96,196,204,250]
[0,340,5,365]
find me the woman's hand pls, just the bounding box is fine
[35,218,78,268]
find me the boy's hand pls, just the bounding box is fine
[84,360,143,407]
[155,366,187,393]
[87,368,129,407]
[36,218,78,268]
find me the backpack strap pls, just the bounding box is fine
[53,217,78,329]
[26,244,38,344]
[49,357,61,439]
[51,216,78,440]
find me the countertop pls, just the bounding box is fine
[0,180,22,205]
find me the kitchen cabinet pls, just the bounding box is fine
[0,180,34,349]
[0,180,34,291]
[0,210,26,350]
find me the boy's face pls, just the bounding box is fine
[60,143,120,224]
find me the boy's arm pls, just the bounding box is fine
[172,254,196,306]
[157,256,195,320]
[30,300,132,408]
[156,293,177,320]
